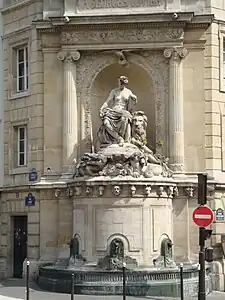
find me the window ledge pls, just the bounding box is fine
[10,167,29,175]
[220,83,225,93]
[9,91,30,100]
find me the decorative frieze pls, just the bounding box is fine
[74,185,82,196]
[157,186,164,197]
[61,28,183,45]
[54,188,61,198]
[112,185,122,196]
[78,0,163,10]
[185,187,194,198]
[130,185,136,196]
[49,183,206,199]
[145,186,151,196]
[98,186,104,196]
[167,186,174,198]
[173,186,179,197]
[66,187,74,198]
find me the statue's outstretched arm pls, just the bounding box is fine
[100,90,114,113]
[130,92,137,104]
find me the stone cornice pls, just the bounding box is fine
[0,175,217,191]
[49,12,194,26]
[34,13,214,32]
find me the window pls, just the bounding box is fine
[14,126,27,167]
[219,29,225,92]
[223,39,225,80]
[16,46,28,92]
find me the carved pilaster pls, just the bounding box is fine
[164,47,187,173]
[57,51,81,173]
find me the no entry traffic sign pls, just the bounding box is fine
[192,205,214,227]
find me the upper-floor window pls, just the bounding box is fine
[14,125,27,167]
[16,46,28,93]
[223,38,225,79]
[219,29,225,92]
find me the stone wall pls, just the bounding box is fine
[2,1,44,186]
[0,188,40,277]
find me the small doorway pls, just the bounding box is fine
[13,216,27,278]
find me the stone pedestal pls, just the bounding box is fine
[72,180,175,266]
[57,50,80,173]
[164,47,187,173]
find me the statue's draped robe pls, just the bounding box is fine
[98,108,132,144]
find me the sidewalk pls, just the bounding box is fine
[0,279,224,300]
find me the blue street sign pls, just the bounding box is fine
[25,192,36,207]
[216,208,224,221]
[29,168,38,182]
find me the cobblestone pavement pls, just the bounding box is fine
[0,279,224,300]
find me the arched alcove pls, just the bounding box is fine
[91,63,156,151]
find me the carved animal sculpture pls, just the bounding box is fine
[131,111,148,147]
[75,153,107,177]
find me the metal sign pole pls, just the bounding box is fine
[180,263,184,300]
[71,273,75,300]
[26,261,30,300]
[198,227,206,300]
[122,262,126,300]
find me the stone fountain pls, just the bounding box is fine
[38,76,211,297]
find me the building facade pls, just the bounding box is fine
[0,0,4,188]
[0,0,225,289]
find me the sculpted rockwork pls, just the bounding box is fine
[74,76,172,179]
[74,153,107,177]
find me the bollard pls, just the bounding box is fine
[122,262,126,300]
[180,263,184,300]
[71,273,75,300]
[26,261,30,300]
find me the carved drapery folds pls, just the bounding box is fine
[57,51,81,172]
[164,47,187,173]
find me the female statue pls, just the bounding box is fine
[97,76,137,146]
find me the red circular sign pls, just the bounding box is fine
[192,205,214,227]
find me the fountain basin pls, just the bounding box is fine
[38,264,212,297]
